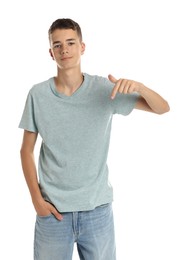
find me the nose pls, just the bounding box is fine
[60,45,68,54]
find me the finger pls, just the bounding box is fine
[111,80,121,99]
[108,74,117,84]
[123,80,131,94]
[123,80,136,94]
[50,206,63,221]
[118,79,128,94]
[108,74,119,99]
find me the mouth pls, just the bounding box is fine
[61,56,72,61]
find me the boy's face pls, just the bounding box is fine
[49,29,85,70]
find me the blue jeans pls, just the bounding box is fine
[34,203,116,260]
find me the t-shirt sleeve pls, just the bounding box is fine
[18,91,38,133]
[111,92,140,116]
[101,75,140,116]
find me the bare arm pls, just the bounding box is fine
[134,85,170,114]
[109,74,170,114]
[20,130,62,220]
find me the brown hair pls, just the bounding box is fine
[48,18,83,41]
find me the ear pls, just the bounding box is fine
[81,42,86,55]
[49,49,54,60]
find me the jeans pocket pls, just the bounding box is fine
[37,213,53,219]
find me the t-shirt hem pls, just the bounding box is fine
[56,199,114,213]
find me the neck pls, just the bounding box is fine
[55,68,84,96]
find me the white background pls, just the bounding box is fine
[0,0,189,259]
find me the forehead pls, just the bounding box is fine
[49,29,79,43]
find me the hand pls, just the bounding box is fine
[108,74,143,99]
[33,198,63,221]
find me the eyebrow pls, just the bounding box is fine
[52,38,76,45]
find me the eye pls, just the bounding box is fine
[68,42,75,46]
[53,44,61,49]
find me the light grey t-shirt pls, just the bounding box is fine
[19,73,139,212]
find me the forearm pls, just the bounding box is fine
[137,84,170,114]
[20,150,43,205]
[20,149,62,220]
[109,75,170,114]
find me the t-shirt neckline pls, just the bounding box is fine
[50,73,87,99]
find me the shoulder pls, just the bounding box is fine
[84,73,111,84]
[29,78,53,96]
[83,73,114,92]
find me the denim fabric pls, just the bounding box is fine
[34,203,116,260]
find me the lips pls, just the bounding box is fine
[61,56,71,60]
